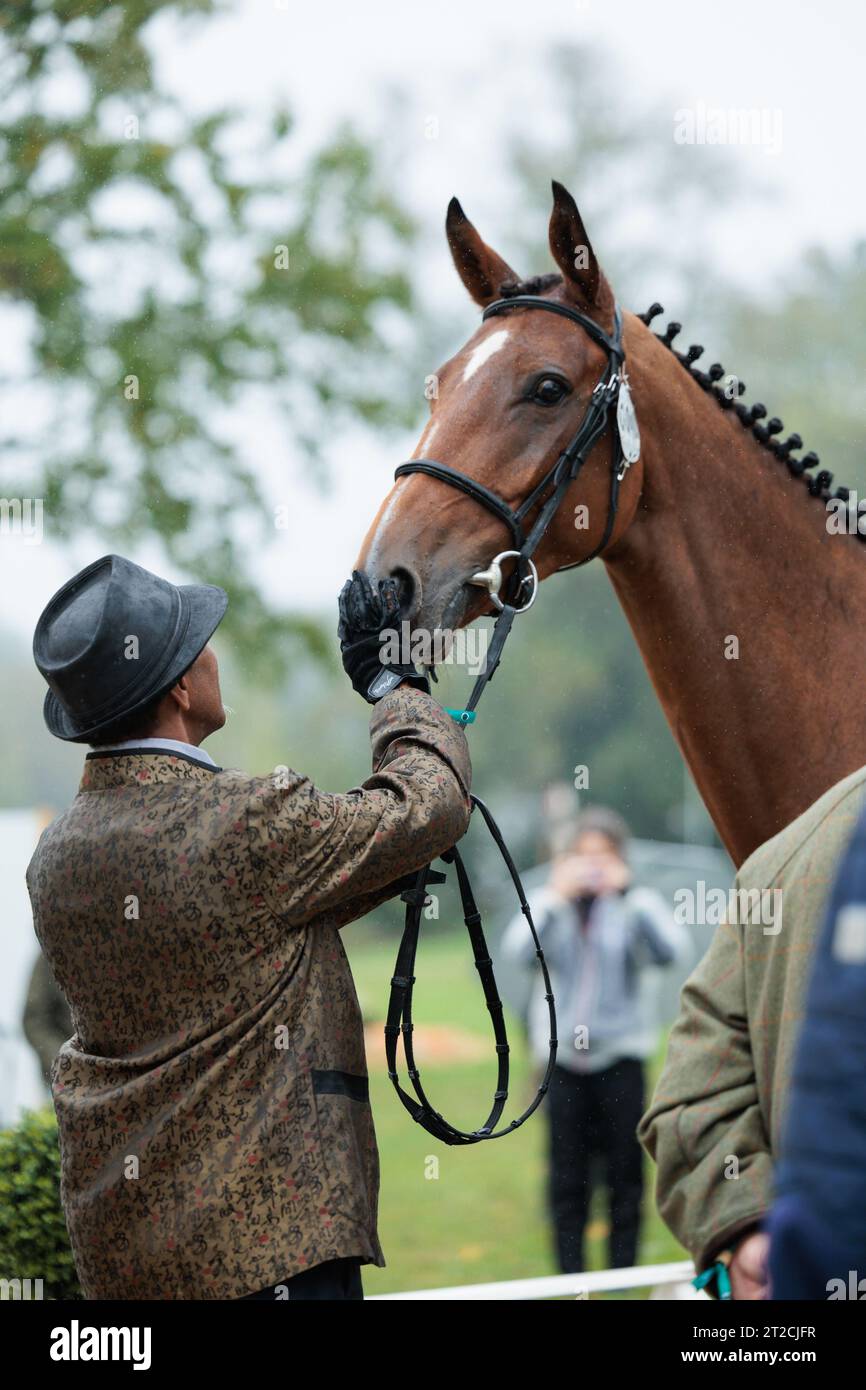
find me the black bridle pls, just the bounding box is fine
[384,293,635,1145]
[395,294,630,719]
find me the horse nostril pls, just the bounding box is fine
[390,566,420,619]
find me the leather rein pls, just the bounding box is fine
[384,293,637,1145]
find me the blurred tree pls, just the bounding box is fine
[0,0,417,670]
[502,43,748,312]
[722,241,866,500]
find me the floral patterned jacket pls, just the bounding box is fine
[26,686,472,1300]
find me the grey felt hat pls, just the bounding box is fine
[33,554,228,743]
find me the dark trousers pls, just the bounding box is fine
[547,1058,645,1273]
[241,1257,363,1301]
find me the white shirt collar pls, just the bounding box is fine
[93,736,217,768]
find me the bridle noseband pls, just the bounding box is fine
[383,293,639,1147]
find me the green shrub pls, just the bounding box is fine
[0,1105,83,1300]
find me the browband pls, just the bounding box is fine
[482,294,624,360]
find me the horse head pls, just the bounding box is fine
[354,181,649,636]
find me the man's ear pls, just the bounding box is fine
[446,197,521,307]
[167,675,191,713]
[548,180,614,321]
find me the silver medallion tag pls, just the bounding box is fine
[616,374,641,464]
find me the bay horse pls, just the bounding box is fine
[354,181,865,868]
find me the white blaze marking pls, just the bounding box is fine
[417,418,439,453]
[367,327,510,567]
[461,328,510,382]
[366,486,404,572]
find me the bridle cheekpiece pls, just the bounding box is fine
[394,292,638,721]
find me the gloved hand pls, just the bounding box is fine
[337,570,431,703]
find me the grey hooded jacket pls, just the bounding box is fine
[503,884,689,1074]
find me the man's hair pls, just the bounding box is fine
[88,692,166,747]
[569,805,631,857]
[86,650,206,748]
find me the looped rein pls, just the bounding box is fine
[384,292,632,1144]
[385,795,558,1144]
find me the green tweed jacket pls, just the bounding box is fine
[639,763,866,1273]
[26,686,471,1300]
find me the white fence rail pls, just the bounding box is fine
[369,1259,700,1301]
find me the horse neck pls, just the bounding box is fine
[603,323,866,866]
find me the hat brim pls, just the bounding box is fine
[44,582,228,743]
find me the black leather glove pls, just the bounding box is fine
[337,570,431,704]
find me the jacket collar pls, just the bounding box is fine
[81,747,222,791]
[94,735,217,766]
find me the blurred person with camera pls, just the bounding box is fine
[503,806,687,1273]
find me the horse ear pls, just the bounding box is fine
[548,181,613,316]
[446,197,520,307]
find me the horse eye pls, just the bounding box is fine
[533,376,568,405]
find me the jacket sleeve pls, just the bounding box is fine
[247,684,472,930]
[637,895,773,1272]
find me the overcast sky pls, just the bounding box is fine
[3,0,865,641]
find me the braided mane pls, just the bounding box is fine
[496,274,853,527]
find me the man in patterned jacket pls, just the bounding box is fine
[27,555,471,1301]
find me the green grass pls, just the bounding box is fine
[346,927,688,1297]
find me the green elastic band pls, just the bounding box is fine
[445,708,476,726]
[692,1261,732,1300]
